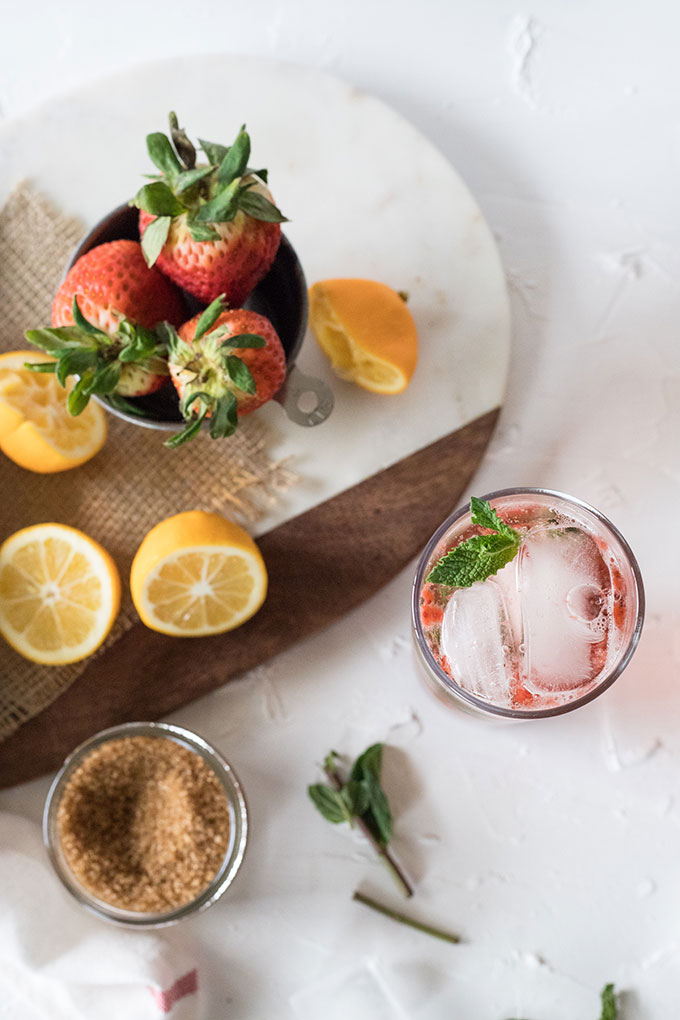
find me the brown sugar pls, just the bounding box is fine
[56,735,231,913]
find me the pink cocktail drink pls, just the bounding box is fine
[412,489,644,719]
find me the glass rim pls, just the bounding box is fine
[411,487,646,720]
[43,721,248,928]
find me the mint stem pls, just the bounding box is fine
[353,891,460,944]
[323,764,413,898]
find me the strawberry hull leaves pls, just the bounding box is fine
[131,114,288,269]
[165,322,263,447]
[166,300,286,447]
[169,111,196,170]
[25,297,169,414]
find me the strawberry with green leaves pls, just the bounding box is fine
[132,113,287,306]
[25,239,185,414]
[163,295,287,448]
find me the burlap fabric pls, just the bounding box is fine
[0,183,296,743]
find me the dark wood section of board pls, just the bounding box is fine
[0,409,498,788]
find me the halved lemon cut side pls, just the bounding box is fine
[0,523,121,664]
[309,279,418,395]
[130,511,268,637]
[0,351,107,473]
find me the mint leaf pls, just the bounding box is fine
[427,497,521,587]
[470,495,519,542]
[600,983,617,1020]
[349,744,392,847]
[308,784,353,825]
[428,532,520,587]
[343,779,371,817]
[350,743,384,785]
[364,779,392,846]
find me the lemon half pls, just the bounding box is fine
[0,523,120,664]
[130,511,268,637]
[0,351,107,473]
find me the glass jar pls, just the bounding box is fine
[43,721,248,927]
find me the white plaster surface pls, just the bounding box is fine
[1,3,679,1018]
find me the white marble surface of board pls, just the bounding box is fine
[1,3,679,1019]
[0,57,510,537]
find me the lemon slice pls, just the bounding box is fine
[0,351,107,473]
[0,523,121,664]
[309,279,418,394]
[130,511,268,636]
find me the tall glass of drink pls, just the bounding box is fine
[412,488,644,719]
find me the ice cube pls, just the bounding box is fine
[440,577,516,704]
[493,555,523,648]
[517,526,610,693]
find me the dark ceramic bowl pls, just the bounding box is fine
[67,205,333,428]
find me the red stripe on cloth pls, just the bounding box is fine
[149,969,198,1014]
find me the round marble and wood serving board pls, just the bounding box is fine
[0,58,509,786]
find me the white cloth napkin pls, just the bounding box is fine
[0,811,201,1019]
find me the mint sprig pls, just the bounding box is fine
[427,496,522,587]
[309,744,412,897]
[309,745,393,848]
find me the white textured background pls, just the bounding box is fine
[1,3,679,1019]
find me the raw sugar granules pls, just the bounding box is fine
[57,735,231,913]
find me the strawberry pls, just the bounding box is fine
[162,296,286,447]
[132,113,287,306]
[25,240,186,413]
